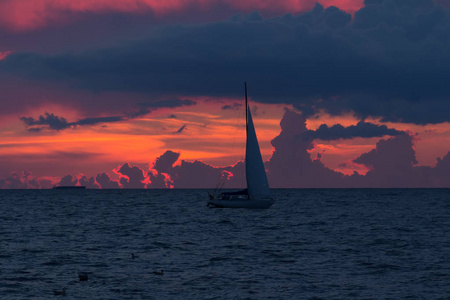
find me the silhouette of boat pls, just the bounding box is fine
[207,83,274,209]
[53,186,86,190]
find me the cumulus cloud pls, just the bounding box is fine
[115,109,448,188]
[78,175,100,189]
[304,121,405,140]
[152,150,180,174]
[432,151,450,186]
[352,133,419,187]
[148,151,179,188]
[0,171,101,189]
[0,172,29,189]
[115,163,147,188]
[167,160,241,189]
[2,0,450,124]
[146,150,245,189]
[267,109,450,187]
[354,134,418,170]
[4,108,449,188]
[0,171,58,189]
[54,173,98,188]
[59,174,78,186]
[348,135,449,188]
[96,173,120,189]
[38,177,56,189]
[266,109,346,187]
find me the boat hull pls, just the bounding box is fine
[53,186,86,189]
[207,197,274,209]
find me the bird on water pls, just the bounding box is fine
[53,287,66,296]
[78,272,89,281]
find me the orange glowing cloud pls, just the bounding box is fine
[0,98,287,178]
[0,0,364,31]
[309,138,380,175]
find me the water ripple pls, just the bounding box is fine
[0,189,449,299]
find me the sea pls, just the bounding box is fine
[0,189,449,299]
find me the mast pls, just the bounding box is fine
[244,82,248,134]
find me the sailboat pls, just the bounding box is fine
[207,83,275,209]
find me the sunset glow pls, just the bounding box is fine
[1,0,449,188]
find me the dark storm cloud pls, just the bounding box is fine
[222,103,242,110]
[2,0,450,124]
[125,99,196,118]
[304,121,405,140]
[75,116,124,126]
[0,2,246,53]
[139,98,196,109]
[20,112,124,131]
[20,112,69,131]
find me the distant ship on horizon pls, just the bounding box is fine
[53,186,87,190]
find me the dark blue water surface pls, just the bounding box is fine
[0,189,449,299]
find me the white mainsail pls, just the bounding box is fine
[245,106,270,198]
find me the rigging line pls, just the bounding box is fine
[212,90,245,195]
[245,82,248,134]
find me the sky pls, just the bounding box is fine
[0,0,450,188]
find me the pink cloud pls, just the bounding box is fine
[0,0,363,31]
[0,51,12,60]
